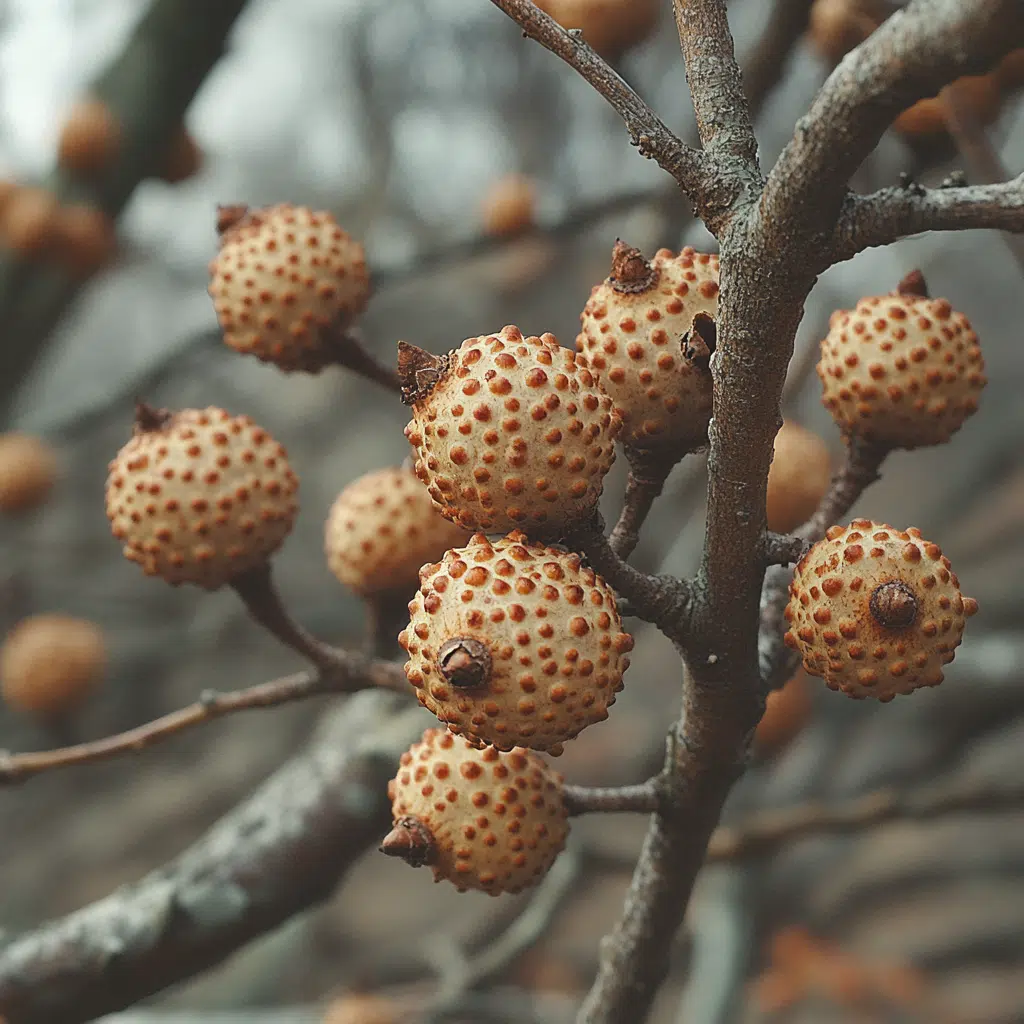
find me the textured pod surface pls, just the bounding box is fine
[325,466,469,597]
[576,246,718,450]
[766,421,832,534]
[1,614,106,717]
[387,727,568,895]
[400,531,633,753]
[817,290,985,448]
[404,325,620,532]
[784,520,978,701]
[208,204,369,371]
[106,407,298,589]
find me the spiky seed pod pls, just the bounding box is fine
[784,520,978,701]
[817,273,985,448]
[57,97,121,174]
[105,405,298,589]
[208,204,370,372]
[322,993,400,1024]
[401,326,620,533]
[382,727,568,895]
[575,242,719,452]
[325,466,469,598]
[754,671,813,757]
[400,531,633,754]
[481,173,536,237]
[533,0,660,59]
[766,422,832,534]
[1,614,106,717]
[0,433,58,513]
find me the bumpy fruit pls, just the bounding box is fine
[325,466,468,598]
[105,405,298,589]
[400,531,633,754]
[817,273,985,448]
[0,433,58,513]
[208,204,370,372]
[576,242,719,451]
[401,325,620,532]
[1,614,106,717]
[784,520,978,701]
[534,0,659,59]
[766,422,832,534]
[382,727,568,895]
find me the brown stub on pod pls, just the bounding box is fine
[215,204,250,236]
[869,580,919,629]
[608,239,658,294]
[897,269,929,299]
[379,815,437,867]
[397,341,451,405]
[133,401,173,434]
[437,636,492,689]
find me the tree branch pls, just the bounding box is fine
[608,448,678,561]
[486,0,731,230]
[672,0,761,184]
[763,531,808,566]
[762,0,1024,252]
[0,657,408,785]
[834,174,1024,261]
[563,780,662,816]
[0,693,426,1024]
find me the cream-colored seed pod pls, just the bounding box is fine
[1,614,106,717]
[325,466,469,597]
[401,325,620,533]
[766,422,832,534]
[105,405,298,589]
[817,274,985,448]
[382,727,569,895]
[784,520,978,701]
[208,204,370,372]
[576,242,718,451]
[400,531,633,754]
[0,433,58,513]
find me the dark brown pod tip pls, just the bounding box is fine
[869,580,919,629]
[133,400,173,434]
[215,204,250,236]
[437,636,492,689]
[608,239,658,294]
[897,269,929,299]
[379,815,436,867]
[683,311,717,367]
[397,341,450,406]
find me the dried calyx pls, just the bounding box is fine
[397,341,451,405]
[379,814,436,867]
[897,268,929,299]
[437,636,492,689]
[133,400,173,434]
[683,311,717,368]
[215,203,251,236]
[869,580,919,629]
[608,239,658,294]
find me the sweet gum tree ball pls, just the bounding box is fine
[383,727,569,895]
[324,466,469,598]
[400,531,633,755]
[401,325,620,533]
[0,433,58,514]
[1,614,106,718]
[766,422,832,533]
[105,405,298,589]
[784,520,978,701]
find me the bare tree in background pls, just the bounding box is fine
[0,1,1023,1023]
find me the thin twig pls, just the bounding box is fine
[608,448,678,560]
[763,531,808,566]
[0,659,408,785]
[563,780,663,816]
[487,0,727,227]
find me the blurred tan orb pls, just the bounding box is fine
[481,173,536,237]
[52,204,117,278]
[766,422,832,534]
[534,0,660,60]
[1,615,106,718]
[894,75,1002,138]
[754,671,813,757]
[57,97,121,175]
[322,993,399,1024]
[0,187,59,256]
[0,433,58,514]
[807,0,883,65]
